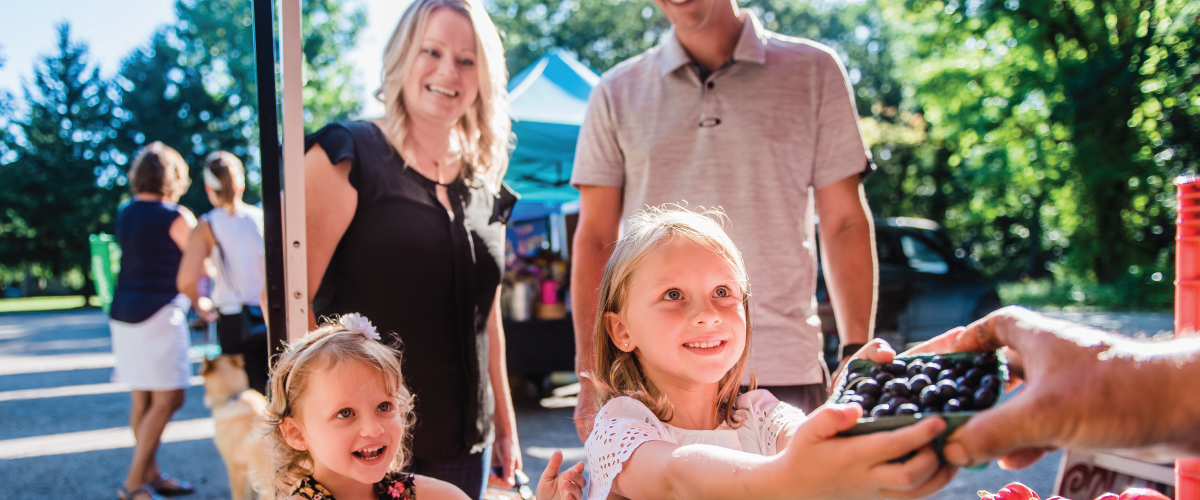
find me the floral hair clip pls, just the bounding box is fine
[340,313,380,341]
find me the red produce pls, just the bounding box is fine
[1117,488,1171,500]
[998,482,1040,500]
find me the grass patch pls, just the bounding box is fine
[0,295,101,313]
[998,277,1173,312]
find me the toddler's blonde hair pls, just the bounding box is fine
[591,205,756,427]
[262,317,415,494]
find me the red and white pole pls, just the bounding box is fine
[1174,175,1199,500]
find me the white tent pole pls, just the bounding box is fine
[279,0,308,341]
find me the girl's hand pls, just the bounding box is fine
[778,403,957,500]
[536,450,586,500]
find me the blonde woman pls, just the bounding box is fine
[303,1,519,498]
[177,151,267,393]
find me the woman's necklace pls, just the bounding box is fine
[408,139,458,186]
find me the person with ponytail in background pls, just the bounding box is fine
[178,151,268,393]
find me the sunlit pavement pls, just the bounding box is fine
[0,309,1171,499]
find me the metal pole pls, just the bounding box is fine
[279,0,309,341]
[252,0,287,363]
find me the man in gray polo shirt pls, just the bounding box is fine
[570,0,878,440]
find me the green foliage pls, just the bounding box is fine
[489,0,1196,309]
[0,1,367,292]
[746,0,1196,302]
[892,0,1198,288]
[300,0,367,127]
[175,0,366,135]
[112,30,251,211]
[997,273,1174,310]
[488,0,670,76]
[0,25,124,290]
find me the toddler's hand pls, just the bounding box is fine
[779,403,957,500]
[536,450,586,500]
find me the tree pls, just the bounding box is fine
[111,29,250,211]
[0,24,124,296]
[173,0,366,134]
[105,0,369,213]
[487,0,1196,308]
[898,0,1198,295]
[488,0,670,77]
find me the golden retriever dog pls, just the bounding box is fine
[202,355,272,500]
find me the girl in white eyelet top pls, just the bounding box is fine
[582,206,956,500]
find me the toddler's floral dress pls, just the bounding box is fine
[292,471,417,500]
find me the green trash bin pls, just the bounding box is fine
[89,234,121,314]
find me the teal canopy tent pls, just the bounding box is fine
[504,49,599,213]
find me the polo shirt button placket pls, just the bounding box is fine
[699,78,721,128]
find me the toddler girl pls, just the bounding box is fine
[584,206,956,500]
[263,314,469,500]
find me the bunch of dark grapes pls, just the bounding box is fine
[837,352,1001,417]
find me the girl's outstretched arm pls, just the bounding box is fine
[609,405,956,500]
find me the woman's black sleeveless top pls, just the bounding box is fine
[305,121,516,459]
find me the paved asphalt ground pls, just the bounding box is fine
[0,309,1172,499]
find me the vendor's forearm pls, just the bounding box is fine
[1115,335,1200,455]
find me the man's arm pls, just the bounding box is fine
[814,174,878,362]
[570,185,622,442]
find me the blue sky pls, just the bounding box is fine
[0,0,413,117]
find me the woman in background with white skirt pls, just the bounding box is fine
[108,142,197,500]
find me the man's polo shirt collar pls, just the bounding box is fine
[657,11,770,78]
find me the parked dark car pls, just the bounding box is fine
[817,217,1001,367]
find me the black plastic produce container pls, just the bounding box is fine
[828,350,1011,440]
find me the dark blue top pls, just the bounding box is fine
[110,200,184,324]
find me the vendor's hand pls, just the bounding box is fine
[491,431,523,487]
[829,339,896,394]
[197,297,218,324]
[536,450,586,500]
[935,306,1197,469]
[573,378,596,443]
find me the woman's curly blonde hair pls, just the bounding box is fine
[261,317,415,495]
[591,205,756,428]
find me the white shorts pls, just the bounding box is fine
[109,295,192,391]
